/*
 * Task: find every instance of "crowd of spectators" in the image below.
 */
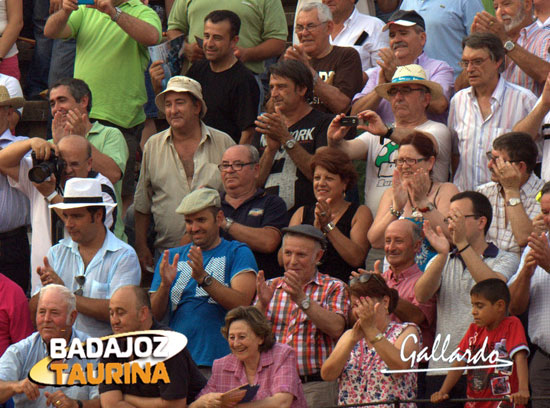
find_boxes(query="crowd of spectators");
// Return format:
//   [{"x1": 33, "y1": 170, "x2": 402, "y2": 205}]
[{"x1": 1, "y1": 0, "x2": 550, "y2": 407}]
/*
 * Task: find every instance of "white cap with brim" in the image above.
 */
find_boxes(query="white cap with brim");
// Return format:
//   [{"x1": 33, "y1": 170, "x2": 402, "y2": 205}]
[
  {"x1": 49, "y1": 178, "x2": 116, "y2": 210},
  {"x1": 155, "y1": 76, "x2": 208, "y2": 118}
]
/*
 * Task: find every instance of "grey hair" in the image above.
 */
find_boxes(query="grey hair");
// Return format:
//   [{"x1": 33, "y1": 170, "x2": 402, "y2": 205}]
[
  {"x1": 242, "y1": 144, "x2": 260, "y2": 163},
  {"x1": 39, "y1": 284, "x2": 77, "y2": 320},
  {"x1": 298, "y1": 2, "x2": 333, "y2": 23}
]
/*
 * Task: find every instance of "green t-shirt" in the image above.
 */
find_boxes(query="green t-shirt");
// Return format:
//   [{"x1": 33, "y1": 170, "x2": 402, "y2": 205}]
[
  {"x1": 67, "y1": 1, "x2": 162, "y2": 128},
  {"x1": 86, "y1": 121, "x2": 129, "y2": 241},
  {"x1": 167, "y1": 0, "x2": 288, "y2": 74}
]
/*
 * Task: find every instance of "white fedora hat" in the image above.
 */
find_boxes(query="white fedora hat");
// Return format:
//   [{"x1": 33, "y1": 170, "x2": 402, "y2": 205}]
[
  {"x1": 49, "y1": 178, "x2": 116, "y2": 210},
  {"x1": 375, "y1": 64, "x2": 444, "y2": 102}
]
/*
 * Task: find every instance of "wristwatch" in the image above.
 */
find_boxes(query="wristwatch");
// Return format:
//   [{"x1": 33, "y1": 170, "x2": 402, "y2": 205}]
[
  {"x1": 299, "y1": 297, "x2": 311, "y2": 311},
  {"x1": 323, "y1": 221, "x2": 336, "y2": 234},
  {"x1": 223, "y1": 217, "x2": 234, "y2": 233},
  {"x1": 199, "y1": 275, "x2": 213, "y2": 288},
  {"x1": 504, "y1": 40, "x2": 516, "y2": 52},
  {"x1": 112, "y1": 7, "x2": 122, "y2": 22},
  {"x1": 76, "y1": 401, "x2": 83, "y2": 408},
  {"x1": 506, "y1": 197, "x2": 522, "y2": 207},
  {"x1": 380, "y1": 124, "x2": 394, "y2": 145},
  {"x1": 284, "y1": 139, "x2": 297, "y2": 150}
]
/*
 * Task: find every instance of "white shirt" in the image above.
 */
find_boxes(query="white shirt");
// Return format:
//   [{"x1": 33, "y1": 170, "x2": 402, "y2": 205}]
[
  {"x1": 449, "y1": 77, "x2": 538, "y2": 191},
  {"x1": 509, "y1": 243, "x2": 550, "y2": 354},
  {"x1": 329, "y1": 8, "x2": 388, "y2": 72}
]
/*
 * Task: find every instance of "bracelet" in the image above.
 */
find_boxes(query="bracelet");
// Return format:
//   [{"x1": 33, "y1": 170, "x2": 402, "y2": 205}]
[
  {"x1": 457, "y1": 244, "x2": 471, "y2": 254},
  {"x1": 390, "y1": 206, "x2": 402, "y2": 218},
  {"x1": 46, "y1": 190, "x2": 58, "y2": 202},
  {"x1": 112, "y1": 7, "x2": 122, "y2": 22},
  {"x1": 369, "y1": 332, "x2": 385, "y2": 344},
  {"x1": 312, "y1": 74, "x2": 319, "y2": 87}
]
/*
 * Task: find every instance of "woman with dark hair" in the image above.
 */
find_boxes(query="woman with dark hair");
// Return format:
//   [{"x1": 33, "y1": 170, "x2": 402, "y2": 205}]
[
  {"x1": 191, "y1": 306, "x2": 306, "y2": 408},
  {"x1": 368, "y1": 131, "x2": 458, "y2": 270},
  {"x1": 321, "y1": 273, "x2": 420, "y2": 406},
  {"x1": 286, "y1": 146, "x2": 373, "y2": 282}
]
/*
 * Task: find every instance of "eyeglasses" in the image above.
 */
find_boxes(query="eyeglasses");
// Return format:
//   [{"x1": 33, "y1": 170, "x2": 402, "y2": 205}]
[
  {"x1": 295, "y1": 22, "x2": 327, "y2": 34},
  {"x1": 349, "y1": 273, "x2": 386, "y2": 287},
  {"x1": 395, "y1": 157, "x2": 427, "y2": 166},
  {"x1": 74, "y1": 275, "x2": 86, "y2": 296},
  {"x1": 387, "y1": 86, "x2": 427, "y2": 97},
  {"x1": 443, "y1": 215, "x2": 479, "y2": 224},
  {"x1": 485, "y1": 151, "x2": 522, "y2": 163},
  {"x1": 218, "y1": 162, "x2": 256, "y2": 172},
  {"x1": 458, "y1": 57, "x2": 490, "y2": 69}
]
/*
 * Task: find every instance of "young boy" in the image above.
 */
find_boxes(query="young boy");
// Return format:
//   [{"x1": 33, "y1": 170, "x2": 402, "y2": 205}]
[{"x1": 431, "y1": 278, "x2": 530, "y2": 407}]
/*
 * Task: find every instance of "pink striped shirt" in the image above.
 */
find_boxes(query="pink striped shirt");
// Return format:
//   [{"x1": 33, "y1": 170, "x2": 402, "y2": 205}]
[
  {"x1": 449, "y1": 77, "x2": 537, "y2": 191},
  {"x1": 502, "y1": 22, "x2": 550, "y2": 96},
  {"x1": 265, "y1": 272, "x2": 349, "y2": 376}
]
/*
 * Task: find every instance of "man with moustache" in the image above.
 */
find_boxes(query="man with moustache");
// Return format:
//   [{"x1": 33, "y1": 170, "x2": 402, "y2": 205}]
[{"x1": 351, "y1": 10, "x2": 453, "y2": 124}]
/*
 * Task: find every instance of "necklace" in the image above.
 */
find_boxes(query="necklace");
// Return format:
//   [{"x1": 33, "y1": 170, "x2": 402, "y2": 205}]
[{"x1": 409, "y1": 180, "x2": 434, "y2": 219}]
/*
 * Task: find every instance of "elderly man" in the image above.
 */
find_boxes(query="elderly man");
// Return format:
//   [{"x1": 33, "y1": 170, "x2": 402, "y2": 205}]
[
  {"x1": 219, "y1": 145, "x2": 288, "y2": 279},
  {"x1": 100, "y1": 285, "x2": 206, "y2": 407},
  {"x1": 416, "y1": 191, "x2": 519, "y2": 406},
  {"x1": 476, "y1": 132, "x2": 544, "y2": 256},
  {"x1": 256, "y1": 224, "x2": 349, "y2": 408},
  {"x1": 351, "y1": 10, "x2": 454, "y2": 124},
  {"x1": 321, "y1": 0, "x2": 387, "y2": 72},
  {"x1": 376, "y1": 219, "x2": 436, "y2": 348},
  {"x1": 0, "y1": 87, "x2": 30, "y2": 293},
  {"x1": 509, "y1": 182, "x2": 550, "y2": 408},
  {"x1": 30, "y1": 178, "x2": 140, "y2": 337},
  {"x1": 284, "y1": 2, "x2": 363, "y2": 114},
  {"x1": 450, "y1": 32, "x2": 537, "y2": 191},
  {"x1": 134, "y1": 76, "x2": 234, "y2": 274},
  {"x1": 398, "y1": 0, "x2": 483, "y2": 78},
  {"x1": 0, "y1": 135, "x2": 118, "y2": 293},
  {"x1": 253, "y1": 60, "x2": 333, "y2": 215},
  {"x1": 49, "y1": 77, "x2": 129, "y2": 237},
  {"x1": 151, "y1": 10, "x2": 259, "y2": 145},
  {"x1": 471, "y1": 0, "x2": 550, "y2": 96},
  {"x1": 150, "y1": 188, "x2": 257, "y2": 373},
  {"x1": 0, "y1": 284, "x2": 99, "y2": 408},
  {"x1": 329, "y1": 64, "x2": 451, "y2": 215}
]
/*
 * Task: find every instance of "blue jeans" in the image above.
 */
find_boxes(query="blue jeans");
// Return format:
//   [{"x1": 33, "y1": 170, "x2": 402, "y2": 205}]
[{"x1": 25, "y1": 0, "x2": 75, "y2": 97}]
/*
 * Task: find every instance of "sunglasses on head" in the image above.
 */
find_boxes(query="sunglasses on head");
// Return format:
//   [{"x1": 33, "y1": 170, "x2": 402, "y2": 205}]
[{"x1": 349, "y1": 273, "x2": 386, "y2": 287}]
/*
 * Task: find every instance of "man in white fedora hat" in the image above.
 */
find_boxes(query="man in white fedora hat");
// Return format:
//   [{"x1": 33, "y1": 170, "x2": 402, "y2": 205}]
[
  {"x1": 0, "y1": 134, "x2": 119, "y2": 294},
  {"x1": 133, "y1": 75, "x2": 234, "y2": 277},
  {"x1": 29, "y1": 177, "x2": 140, "y2": 338},
  {"x1": 328, "y1": 64, "x2": 452, "y2": 217}
]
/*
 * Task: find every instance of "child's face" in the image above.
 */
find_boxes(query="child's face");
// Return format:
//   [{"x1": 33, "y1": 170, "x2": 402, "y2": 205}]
[{"x1": 470, "y1": 294, "x2": 503, "y2": 330}]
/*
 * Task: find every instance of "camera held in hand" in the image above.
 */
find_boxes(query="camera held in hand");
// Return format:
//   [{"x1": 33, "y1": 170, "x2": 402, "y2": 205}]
[{"x1": 28, "y1": 151, "x2": 65, "y2": 184}]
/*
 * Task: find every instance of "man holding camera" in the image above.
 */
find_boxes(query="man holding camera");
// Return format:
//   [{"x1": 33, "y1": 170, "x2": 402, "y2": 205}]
[
  {"x1": 0, "y1": 87, "x2": 31, "y2": 293},
  {"x1": 0, "y1": 134, "x2": 117, "y2": 294}
]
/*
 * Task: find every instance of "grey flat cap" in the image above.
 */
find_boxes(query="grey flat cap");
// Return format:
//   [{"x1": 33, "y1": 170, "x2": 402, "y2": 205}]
[
  {"x1": 176, "y1": 188, "x2": 221, "y2": 215},
  {"x1": 282, "y1": 224, "x2": 327, "y2": 246}
]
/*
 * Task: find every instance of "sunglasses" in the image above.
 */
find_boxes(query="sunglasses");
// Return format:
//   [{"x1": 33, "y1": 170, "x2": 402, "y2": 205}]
[
  {"x1": 349, "y1": 273, "x2": 386, "y2": 287},
  {"x1": 74, "y1": 275, "x2": 86, "y2": 296}
]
